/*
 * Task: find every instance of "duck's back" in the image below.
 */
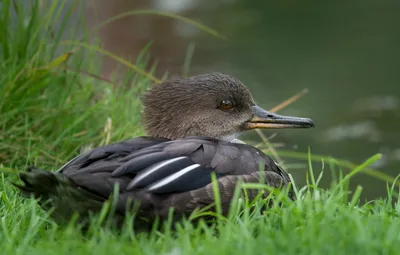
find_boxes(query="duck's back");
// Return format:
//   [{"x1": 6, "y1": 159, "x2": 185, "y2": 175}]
[{"x1": 17, "y1": 136, "x2": 293, "y2": 225}]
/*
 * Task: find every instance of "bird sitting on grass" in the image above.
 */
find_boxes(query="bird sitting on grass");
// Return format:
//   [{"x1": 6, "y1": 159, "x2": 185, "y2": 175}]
[{"x1": 14, "y1": 72, "x2": 314, "y2": 230}]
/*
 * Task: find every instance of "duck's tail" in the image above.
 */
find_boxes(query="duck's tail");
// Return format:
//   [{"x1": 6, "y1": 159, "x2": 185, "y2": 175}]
[
  {"x1": 13, "y1": 167, "x2": 107, "y2": 225},
  {"x1": 14, "y1": 167, "x2": 69, "y2": 198}
]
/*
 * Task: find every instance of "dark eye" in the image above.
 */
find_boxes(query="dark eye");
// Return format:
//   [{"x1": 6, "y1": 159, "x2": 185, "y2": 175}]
[{"x1": 219, "y1": 100, "x2": 234, "y2": 111}]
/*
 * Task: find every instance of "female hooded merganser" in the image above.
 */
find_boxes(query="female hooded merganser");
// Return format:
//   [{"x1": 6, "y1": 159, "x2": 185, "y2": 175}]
[{"x1": 15, "y1": 72, "x2": 314, "y2": 228}]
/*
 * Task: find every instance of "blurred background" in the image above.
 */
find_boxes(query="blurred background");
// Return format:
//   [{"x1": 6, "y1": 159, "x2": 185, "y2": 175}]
[{"x1": 73, "y1": 0, "x2": 400, "y2": 198}]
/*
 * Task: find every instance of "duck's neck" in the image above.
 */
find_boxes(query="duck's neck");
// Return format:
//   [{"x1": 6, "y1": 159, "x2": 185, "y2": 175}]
[
  {"x1": 146, "y1": 129, "x2": 245, "y2": 144},
  {"x1": 222, "y1": 133, "x2": 246, "y2": 144}
]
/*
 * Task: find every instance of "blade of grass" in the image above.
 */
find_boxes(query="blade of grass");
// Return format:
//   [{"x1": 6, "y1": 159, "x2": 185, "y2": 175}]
[
  {"x1": 183, "y1": 42, "x2": 196, "y2": 77},
  {"x1": 308, "y1": 147, "x2": 316, "y2": 188},
  {"x1": 88, "y1": 9, "x2": 227, "y2": 40},
  {"x1": 61, "y1": 40, "x2": 161, "y2": 84},
  {"x1": 349, "y1": 185, "x2": 363, "y2": 207},
  {"x1": 340, "y1": 153, "x2": 382, "y2": 184},
  {"x1": 269, "y1": 89, "x2": 309, "y2": 113},
  {"x1": 275, "y1": 150, "x2": 397, "y2": 186},
  {"x1": 211, "y1": 172, "x2": 222, "y2": 217}
]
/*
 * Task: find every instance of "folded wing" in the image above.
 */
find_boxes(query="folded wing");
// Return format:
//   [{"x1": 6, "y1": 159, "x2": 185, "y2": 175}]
[{"x1": 58, "y1": 136, "x2": 292, "y2": 217}]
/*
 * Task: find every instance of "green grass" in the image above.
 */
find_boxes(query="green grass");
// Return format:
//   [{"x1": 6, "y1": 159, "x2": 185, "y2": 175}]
[{"x1": 1, "y1": 1, "x2": 400, "y2": 254}]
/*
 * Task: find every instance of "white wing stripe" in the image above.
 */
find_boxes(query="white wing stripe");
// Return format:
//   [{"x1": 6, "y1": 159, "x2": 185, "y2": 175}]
[
  {"x1": 133, "y1": 156, "x2": 188, "y2": 183},
  {"x1": 57, "y1": 153, "x2": 86, "y2": 172},
  {"x1": 147, "y1": 164, "x2": 201, "y2": 191}
]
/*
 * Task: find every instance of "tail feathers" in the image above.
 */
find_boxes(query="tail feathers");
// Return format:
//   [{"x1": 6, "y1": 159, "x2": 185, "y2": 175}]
[
  {"x1": 13, "y1": 166, "x2": 70, "y2": 199},
  {"x1": 13, "y1": 166, "x2": 109, "y2": 225},
  {"x1": 14, "y1": 167, "x2": 154, "y2": 231}
]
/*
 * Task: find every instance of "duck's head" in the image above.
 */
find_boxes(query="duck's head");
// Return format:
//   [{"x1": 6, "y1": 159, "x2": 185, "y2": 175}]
[{"x1": 142, "y1": 72, "x2": 314, "y2": 141}]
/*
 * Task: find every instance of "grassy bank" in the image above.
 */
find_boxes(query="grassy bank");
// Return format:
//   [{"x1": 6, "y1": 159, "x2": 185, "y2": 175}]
[{"x1": 1, "y1": 1, "x2": 400, "y2": 254}]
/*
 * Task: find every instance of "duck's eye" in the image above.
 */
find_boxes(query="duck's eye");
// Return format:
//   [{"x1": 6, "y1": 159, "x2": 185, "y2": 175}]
[{"x1": 219, "y1": 100, "x2": 234, "y2": 111}]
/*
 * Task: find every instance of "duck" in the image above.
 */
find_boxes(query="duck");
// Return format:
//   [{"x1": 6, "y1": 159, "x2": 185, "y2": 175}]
[{"x1": 14, "y1": 72, "x2": 314, "y2": 229}]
